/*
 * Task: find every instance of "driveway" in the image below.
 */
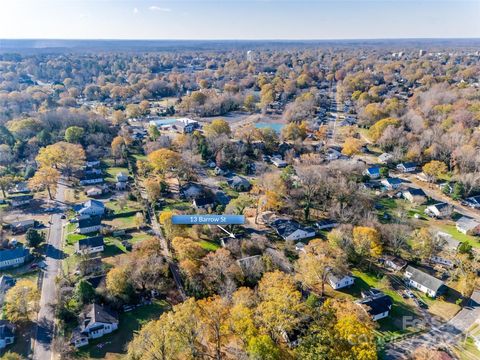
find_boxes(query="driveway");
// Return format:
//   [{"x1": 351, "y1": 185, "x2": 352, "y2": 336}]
[
  {"x1": 32, "y1": 182, "x2": 67, "y2": 360},
  {"x1": 384, "y1": 290, "x2": 480, "y2": 359}
]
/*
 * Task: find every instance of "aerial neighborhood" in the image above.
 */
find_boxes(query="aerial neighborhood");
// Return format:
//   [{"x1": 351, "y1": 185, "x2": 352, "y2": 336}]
[{"x1": 0, "y1": 37, "x2": 479, "y2": 360}]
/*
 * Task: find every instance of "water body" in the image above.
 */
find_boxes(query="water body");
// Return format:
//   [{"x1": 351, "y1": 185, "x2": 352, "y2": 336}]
[{"x1": 255, "y1": 122, "x2": 284, "y2": 133}]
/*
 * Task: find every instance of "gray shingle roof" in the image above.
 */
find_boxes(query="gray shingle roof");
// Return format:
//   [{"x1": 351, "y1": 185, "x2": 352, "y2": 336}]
[{"x1": 405, "y1": 266, "x2": 444, "y2": 293}]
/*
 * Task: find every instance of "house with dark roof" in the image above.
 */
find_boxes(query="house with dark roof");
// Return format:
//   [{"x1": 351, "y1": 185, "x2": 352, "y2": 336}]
[
  {"x1": 363, "y1": 167, "x2": 381, "y2": 179},
  {"x1": 396, "y1": 162, "x2": 417, "y2": 173},
  {"x1": 425, "y1": 202, "x2": 452, "y2": 218},
  {"x1": 0, "y1": 321, "x2": 15, "y2": 350},
  {"x1": 71, "y1": 304, "x2": 118, "y2": 348},
  {"x1": 79, "y1": 173, "x2": 104, "y2": 186},
  {"x1": 381, "y1": 177, "x2": 402, "y2": 190},
  {"x1": 404, "y1": 266, "x2": 445, "y2": 298},
  {"x1": 382, "y1": 255, "x2": 407, "y2": 271},
  {"x1": 192, "y1": 195, "x2": 216, "y2": 210},
  {"x1": 270, "y1": 219, "x2": 316, "y2": 241},
  {"x1": 8, "y1": 194, "x2": 33, "y2": 207},
  {"x1": 227, "y1": 176, "x2": 251, "y2": 192},
  {"x1": 0, "y1": 276, "x2": 15, "y2": 306},
  {"x1": 75, "y1": 236, "x2": 104, "y2": 255},
  {"x1": 403, "y1": 187, "x2": 427, "y2": 204},
  {"x1": 357, "y1": 293, "x2": 393, "y2": 321},
  {"x1": 9, "y1": 219, "x2": 36, "y2": 234},
  {"x1": 0, "y1": 247, "x2": 30, "y2": 270},
  {"x1": 327, "y1": 271, "x2": 355, "y2": 290},
  {"x1": 315, "y1": 219, "x2": 338, "y2": 230},
  {"x1": 77, "y1": 216, "x2": 102, "y2": 234}
]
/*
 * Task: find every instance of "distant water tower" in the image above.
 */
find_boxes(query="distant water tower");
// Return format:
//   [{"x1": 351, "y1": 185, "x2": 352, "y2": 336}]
[{"x1": 247, "y1": 50, "x2": 254, "y2": 62}]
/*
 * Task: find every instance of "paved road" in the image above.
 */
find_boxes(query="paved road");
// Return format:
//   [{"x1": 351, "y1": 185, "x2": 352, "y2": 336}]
[
  {"x1": 384, "y1": 290, "x2": 480, "y2": 359},
  {"x1": 33, "y1": 182, "x2": 67, "y2": 360}
]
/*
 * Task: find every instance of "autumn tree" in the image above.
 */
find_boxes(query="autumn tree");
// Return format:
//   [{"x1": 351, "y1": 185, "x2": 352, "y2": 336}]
[
  {"x1": 342, "y1": 137, "x2": 364, "y2": 156},
  {"x1": 200, "y1": 248, "x2": 243, "y2": 296},
  {"x1": 36, "y1": 142, "x2": 85, "y2": 176},
  {"x1": 281, "y1": 121, "x2": 308, "y2": 141},
  {"x1": 29, "y1": 166, "x2": 60, "y2": 199},
  {"x1": 5, "y1": 279, "x2": 40, "y2": 323},
  {"x1": 111, "y1": 136, "x2": 126, "y2": 164},
  {"x1": 352, "y1": 226, "x2": 383, "y2": 268},
  {"x1": 106, "y1": 266, "x2": 132, "y2": 299},
  {"x1": 368, "y1": 117, "x2": 400, "y2": 141},
  {"x1": 422, "y1": 160, "x2": 448, "y2": 183},
  {"x1": 147, "y1": 148, "x2": 182, "y2": 177},
  {"x1": 203, "y1": 119, "x2": 231, "y2": 138},
  {"x1": 256, "y1": 271, "x2": 304, "y2": 340},
  {"x1": 295, "y1": 239, "x2": 347, "y2": 297}
]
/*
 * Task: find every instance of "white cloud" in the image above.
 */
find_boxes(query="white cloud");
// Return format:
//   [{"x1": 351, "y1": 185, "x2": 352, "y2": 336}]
[
  {"x1": 133, "y1": 7, "x2": 139, "y2": 14},
  {"x1": 149, "y1": 6, "x2": 172, "y2": 12}
]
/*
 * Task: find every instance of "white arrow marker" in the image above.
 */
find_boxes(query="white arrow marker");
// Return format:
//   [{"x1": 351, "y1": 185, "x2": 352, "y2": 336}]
[{"x1": 217, "y1": 225, "x2": 235, "y2": 238}]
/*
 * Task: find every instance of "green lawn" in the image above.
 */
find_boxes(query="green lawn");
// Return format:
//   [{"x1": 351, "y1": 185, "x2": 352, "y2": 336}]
[
  {"x1": 129, "y1": 232, "x2": 154, "y2": 245},
  {"x1": 103, "y1": 237, "x2": 128, "y2": 257},
  {"x1": 198, "y1": 240, "x2": 221, "y2": 251},
  {"x1": 76, "y1": 300, "x2": 169, "y2": 359},
  {"x1": 162, "y1": 199, "x2": 192, "y2": 212},
  {"x1": 105, "y1": 167, "x2": 129, "y2": 183},
  {"x1": 438, "y1": 224, "x2": 480, "y2": 249},
  {"x1": 105, "y1": 199, "x2": 142, "y2": 215}
]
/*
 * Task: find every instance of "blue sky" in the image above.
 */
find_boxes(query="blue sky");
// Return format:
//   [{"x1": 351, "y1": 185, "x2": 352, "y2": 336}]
[{"x1": 0, "y1": 0, "x2": 479, "y2": 40}]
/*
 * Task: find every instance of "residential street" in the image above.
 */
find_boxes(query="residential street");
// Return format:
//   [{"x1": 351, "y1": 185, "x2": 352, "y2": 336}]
[
  {"x1": 32, "y1": 182, "x2": 67, "y2": 360},
  {"x1": 384, "y1": 290, "x2": 480, "y2": 359}
]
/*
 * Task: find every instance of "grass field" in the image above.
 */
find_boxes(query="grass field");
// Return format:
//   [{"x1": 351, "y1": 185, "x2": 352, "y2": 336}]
[
  {"x1": 438, "y1": 224, "x2": 480, "y2": 249},
  {"x1": 105, "y1": 200, "x2": 142, "y2": 215},
  {"x1": 76, "y1": 300, "x2": 169, "y2": 359},
  {"x1": 105, "y1": 167, "x2": 129, "y2": 183},
  {"x1": 198, "y1": 240, "x2": 220, "y2": 251}
]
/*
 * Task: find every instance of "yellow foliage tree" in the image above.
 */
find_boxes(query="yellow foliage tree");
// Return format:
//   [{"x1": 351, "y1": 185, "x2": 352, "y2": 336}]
[
  {"x1": 4, "y1": 279, "x2": 39, "y2": 323},
  {"x1": 342, "y1": 137, "x2": 364, "y2": 156},
  {"x1": 29, "y1": 166, "x2": 60, "y2": 199},
  {"x1": 422, "y1": 160, "x2": 448, "y2": 183},
  {"x1": 368, "y1": 117, "x2": 400, "y2": 141}
]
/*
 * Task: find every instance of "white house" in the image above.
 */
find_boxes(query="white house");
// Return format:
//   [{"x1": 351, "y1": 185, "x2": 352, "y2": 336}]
[
  {"x1": 0, "y1": 247, "x2": 30, "y2": 270},
  {"x1": 72, "y1": 304, "x2": 118, "y2": 348},
  {"x1": 0, "y1": 321, "x2": 15, "y2": 350},
  {"x1": 357, "y1": 293, "x2": 393, "y2": 321},
  {"x1": 425, "y1": 202, "x2": 452, "y2": 218},
  {"x1": 381, "y1": 177, "x2": 402, "y2": 190},
  {"x1": 75, "y1": 236, "x2": 105, "y2": 255},
  {"x1": 270, "y1": 219, "x2": 316, "y2": 241},
  {"x1": 363, "y1": 167, "x2": 381, "y2": 179},
  {"x1": 396, "y1": 162, "x2": 417, "y2": 173},
  {"x1": 404, "y1": 266, "x2": 445, "y2": 298},
  {"x1": 456, "y1": 216, "x2": 480, "y2": 235},
  {"x1": 378, "y1": 153, "x2": 394, "y2": 164},
  {"x1": 77, "y1": 217, "x2": 102, "y2": 234},
  {"x1": 382, "y1": 255, "x2": 407, "y2": 271},
  {"x1": 78, "y1": 200, "x2": 105, "y2": 217},
  {"x1": 271, "y1": 157, "x2": 287, "y2": 168},
  {"x1": 9, "y1": 194, "x2": 33, "y2": 207},
  {"x1": 429, "y1": 255, "x2": 455, "y2": 268},
  {"x1": 327, "y1": 272, "x2": 355, "y2": 290},
  {"x1": 85, "y1": 187, "x2": 103, "y2": 197}
]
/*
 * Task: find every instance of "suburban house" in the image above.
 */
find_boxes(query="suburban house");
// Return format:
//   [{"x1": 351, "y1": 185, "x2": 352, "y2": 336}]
[
  {"x1": 8, "y1": 194, "x2": 33, "y2": 207},
  {"x1": 430, "y1": 255, "x2": 455, "y2": 268},
  {"x1": 85, "y1": 186, "x2": 105, "y2": 197},
  {"x1": 227, "y1": 176, "x2": 251, "y2": 192},
  {"x1": 85, "y1": 159, "x2": 101, "y2": 168},
  {"x1": 78, "y1": 200, "x2": 105, "y2": 217},
  {"x1": 75, "y1": 236, "x2": 105, "y2": 255},
  {"x1": 0, "y1": 276, "x2": 15, "y2": 306},
  {"x1": 396, "y1": 162, "x2": 417, "y2": 173},
  {"x1": 270, "y1": 218, "x2": 316, "y2": 241},
  {"x1": 327, "y1": 272, "x2": 355, "y2": 290},
  {"x1": 271, "y1": 156, "x2": 288, "y2": 168},
  {"x1": 378, "y1": 152, "x2": 394, "y2": 164},
  {"x1": 382, "y1": 255, "x2": 407, "y2": 271},
  {"x1": 425, "y1": 202, "x2": 452, "y2": 218},
  {"x1": 0, "y1": 246, "x2": 30, "y2": 270},
  {"x1": 149, "y1": 118, "x2": 199, "y2": 134},
  {"x1": 315, "y1": 219, "x2": 338, "y2": 230},
  {"x1": 357, "y1": 293, "x2": 393, "y2": 321},
  {"x1": 436, "y1": 232, "x2": 461, "y2": 252},
  {"x1": 10, "y1": 219, "x2": 36, "y2": 234},
  {"x1": 192, "y1": 195, "x2": 216, "y2": 211},
  {"x1": 116, "y1": 172, "x2": 128, "y2": 183},
  {"x1": 463, "y1": 195, "x2": 480, "y2": 209},
  {"x1": 363, "y1": 167, "x2": 381, "y2": 179},
  {"x1": 79, "y1": 173, "x2": 104, "y2": 186},
  {"x1": 402, "y1": 187, "x2": 427, "y2": 204},
  {"x1": 404, "y1": 266, "x2": 445, "y2": 298},
  {"x1": 381, "y1": 177, "x2": 403, "y2": 190},
  {"x1": 71, "y1": 304, "x2": 119, "y2": 348},
  {"x1": 181, "y1": 183, "x2": 206, "y2": 200},
  {"x1": 455, "y1": 216, "x2": 480, "y2": 235},
  {"x1": 0, "y1": 321, "x2": 15, "y2": 350},
  {"x1": 77, "y1": 216, "x2": 102, "y2": 234}
]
